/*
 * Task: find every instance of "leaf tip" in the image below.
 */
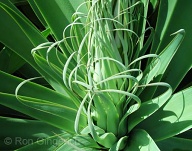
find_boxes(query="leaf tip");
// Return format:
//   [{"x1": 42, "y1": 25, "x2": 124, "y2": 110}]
[{"x1": 170, "y1": 29, "x2": 185, "y2": 36}]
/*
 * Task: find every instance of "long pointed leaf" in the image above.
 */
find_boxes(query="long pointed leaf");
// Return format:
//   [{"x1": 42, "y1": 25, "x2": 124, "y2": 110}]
[
  {"x1": 157, "y1": 137, "x2": 192, "y2": 151},
  {"x1": 151, "y1": 0, "x2": 192, "y2": 91},
  {"x1": 138, "y1": 86, "x2": 192, "y2": 141},
  {"x1": 125, "y1": 129, "x2": 160, "y2": 151},
  {"x1": 0, "y1": 116, "x2": 65, "y2": 150}
]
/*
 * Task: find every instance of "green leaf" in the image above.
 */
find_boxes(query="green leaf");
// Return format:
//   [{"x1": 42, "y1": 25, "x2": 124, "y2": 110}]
[
  {"x1": 33, "y1": 0, "x2": 86, "y2": 56},
  {"x1": 151, "y1": 0, "x2": 192, "y2": 91},
  {"x1": 138, "y1": 86, "x2": 192, "y2": 141},
  {"x1": 109, "y1": 136, "x2": 128, "y2": 151},
  {"x1": 157, "y1": 137, "x2": 192, "y2": 151},
  {"x1": 0, "y1": 0, "x2": 65, "y2": 68},
  {"x1": 55, "y1": 135, "x2": 100, "y2": 151},
  {"x1": 125, "y1": 129, "x2": 160, "y2": 151},
  {"x1": 16, "y1": 133, "x2": 68, "y2": 151},
  {"x1": 128, "y1": 82, "x2": 172, "y2": 132},
  {"x1": 0, "y1": 70, "x2": 76, "y2": 108},
  {"x1": 0, "y1": 0, "x2": 45, "y2": 71},
  {"x1": 0, "y1": 1, "x2": 70, "y2": 92},
  {"x1": 0, "y1": 0, "x2": 46, "y2": 65},
  {"x1": 32, "y1": 53, "x2": 80, "y2": 103},
  {"x1": 0, "y1": 116, "x2": 65, "y2": 150},
  {"x1": 156, "y1": 29, "x2": 185, "y2": 76},
  {"x1": 33, "y1": 0, "x2": 76, "y2": 40},
  {"x1": 0, "y1": 92, "x2": 78, "y2": 133},
  {"x1": 0, "y1": 71, "x2": 87, "y2": 133},
  {"x1": 139, "y1": 29, "x2": 185, "y2": 100},
  {"x1": 32, "y1": 0, "x2": 73, "y2": 57}
]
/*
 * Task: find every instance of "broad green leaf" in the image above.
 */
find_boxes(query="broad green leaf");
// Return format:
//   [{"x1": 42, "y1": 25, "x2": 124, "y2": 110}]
[
  {"x1": 157, "y1": 137, "x2": 192, "y2": 151},
  {"x1": 33, "y1": 0, "x2": 74, "y2": 57},
  {"x1": 87, "y1": 97, "x2": 117, "y2": 148},
  {"x1": 0, "y1": 1, "x2": 191, "y2": 151},
  {"x1": 0, "y1": 116, "x2": 65, "y2": 150},
  {"x1": 16, "y1": 133, "x2": 91, "y2": 151},
  {"x1": 125, "y1": 129, "x2": 160, "y2": 151},
  {"x1": 55, "y1": 135, "x2": 100, "y2": 151},
  {"x1": 151, "y1": 0, "x2": 178, "y2": 53},
  {"x1": 0, "y1": 71, "x2": 87, "y2": 132},
  {"x1": 0, "y1": 1, "x2": 63, "y2": 66},
  {"x1": 139, "y1": 29, "x2": 185, "y2": 100},
  {"x1": 33, "y1": 0, "x2": 76, "y2": 40},
  {"x1": 0, "y1": 0, "x2": 45, "y2": 68},
  {"x1": 128, "y1": 83, "x2": 172, "y2": 132},
  {"x1": 16, "y1": 134, "x2": 67, "y2": 151},
  {"x1": 0, "y1": 0, "x2": 46, "y2": 56},
  {"x1": 32, "y1": 53, "x2": 80, "y2": 105},
  {"x1": 151, "y1": 0, "x2": 192, "y2": 91},
  {"x1": 0, "y1": 1, "x2": 69, "y2": 93},
  {"x1": 0, "y1": 70, "x2": 76, "y2": 108},
  {"x1": 109, "y1": 136, "x2": 128, "y2": 151},
  {"x1": 0, "y1": 93, "x2": 81, "y2": 133},
  {"x1": 96, "y1": 93, "x2": 119, "y2": 135},
  {"x1": 156, "y1": 29, "x2": 185, "y2": 76},
  {"x1": 14, "y1": 127, "x2": 99, "y2": 151},
  {"x1": 138, "y1": 86, "x2": 192, "y2": 141}
]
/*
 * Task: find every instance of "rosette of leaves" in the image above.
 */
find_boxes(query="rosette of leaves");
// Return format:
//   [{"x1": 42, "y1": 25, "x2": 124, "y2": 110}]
[{"x1": 0, "y1": 0, "x2": 192, "y2": 151}]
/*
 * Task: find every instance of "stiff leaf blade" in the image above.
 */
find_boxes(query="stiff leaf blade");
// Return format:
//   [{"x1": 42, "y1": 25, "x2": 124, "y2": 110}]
[
  {"x1": 138, "y1": 86, "x2": 192, "y2": 141},
  {"x1": 125, "y1": 129, "x2": 160, "y2": 151}
]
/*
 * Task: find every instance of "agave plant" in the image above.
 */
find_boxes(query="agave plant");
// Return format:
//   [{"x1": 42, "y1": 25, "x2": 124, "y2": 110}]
[{"x1": 0, "y1": 0, "x2": 192, "y2": 150}]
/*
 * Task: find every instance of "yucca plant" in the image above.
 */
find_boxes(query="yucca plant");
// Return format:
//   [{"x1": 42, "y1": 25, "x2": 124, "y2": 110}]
[{"x1": 0, "y1": 0, "x2": 192, "y2": 150}]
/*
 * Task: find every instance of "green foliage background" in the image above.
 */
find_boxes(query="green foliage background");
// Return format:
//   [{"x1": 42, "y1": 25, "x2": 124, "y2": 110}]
[{"x1": 0, "y1": 0, "x2": 192, "y2": 150}]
